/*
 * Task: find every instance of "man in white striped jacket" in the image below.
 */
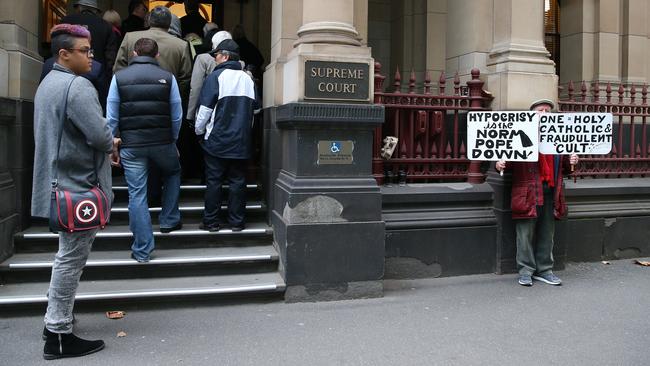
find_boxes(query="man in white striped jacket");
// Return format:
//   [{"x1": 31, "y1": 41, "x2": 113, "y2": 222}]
[{"x1": 194, "y1": 39, "x2": 259, "y2": 232}]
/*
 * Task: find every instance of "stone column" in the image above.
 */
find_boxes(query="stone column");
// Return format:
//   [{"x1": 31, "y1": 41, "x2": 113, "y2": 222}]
[
  {"x1": 621, "y1": 0, "x2": 647, "y2": 85},
  {"x1": 0, "y1": 0, "x2": 42, "y2": 261},
  {"x1": 485, "y1": 0, "x2": 557, "y2": 273},
  {"x1": 266, "y1": 0, "x2": 385, "y2": 302},
  {"x1": 486, "y1": 0, "x2": 557, "y2": 110},
  {"x1": 445, "y1": 0, "x2": 492, "y2": 81},
  {"x1": 384, "y1": 0, "x2": 446, "y2": 88},
  {"x1": 559, "y1": 0, "x2": 623, "y2": 86}
]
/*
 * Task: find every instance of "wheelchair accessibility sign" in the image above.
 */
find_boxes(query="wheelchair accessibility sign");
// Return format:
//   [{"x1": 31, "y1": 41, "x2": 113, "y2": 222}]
[{"x1": 317, "y1": 140, "x2": 354, "y2": 165}]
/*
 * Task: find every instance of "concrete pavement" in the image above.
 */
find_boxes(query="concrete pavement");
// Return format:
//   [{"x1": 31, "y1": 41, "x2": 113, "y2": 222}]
[{"x1": 1, "y1": 258, "x2": 649, "y2": 366}]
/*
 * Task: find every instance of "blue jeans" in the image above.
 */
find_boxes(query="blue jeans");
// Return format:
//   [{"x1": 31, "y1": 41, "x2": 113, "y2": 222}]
[
  {"x1": 203, "y1": 154, "x2": 246, "y2": 227},
  {"x1": 120, "y1": 144, "x2": 181, "y2": 260}
]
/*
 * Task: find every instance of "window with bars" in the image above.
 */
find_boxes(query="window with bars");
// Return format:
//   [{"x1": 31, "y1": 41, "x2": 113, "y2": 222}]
[{"x1": 544, "y1": 0, "x2": 560, "y2": 76}]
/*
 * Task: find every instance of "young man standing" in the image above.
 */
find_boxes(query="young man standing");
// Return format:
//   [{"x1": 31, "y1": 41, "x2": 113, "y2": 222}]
[
  {"x1": 195, "y1": 39, "x2": 258, "y2": 232},
  {"x1": 33, "y1": 24, "x2": 114, "y2": 359},
  {"x1": 107, "y1": 38, "x2": 183, "y2": 262}
]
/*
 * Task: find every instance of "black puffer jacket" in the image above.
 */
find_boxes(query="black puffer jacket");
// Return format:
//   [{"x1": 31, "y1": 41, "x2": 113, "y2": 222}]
[{"x1": 114, "y1": 56, "x2": 174, "y2": 148}]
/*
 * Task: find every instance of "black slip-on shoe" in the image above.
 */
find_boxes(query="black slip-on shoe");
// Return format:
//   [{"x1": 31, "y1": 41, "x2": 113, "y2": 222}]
[
  {"x1": 230, "y1": 225, "x2": 246, "y2": 232},
  {"x1": 160, "y1": 222, "x2": 183, "y2": 233},
  {"x1": 43, "y1": 329, "x2": 105, "y2": 360},
  {"x1": 199, "y1": 222, "x2": 220, "y2": 232}
]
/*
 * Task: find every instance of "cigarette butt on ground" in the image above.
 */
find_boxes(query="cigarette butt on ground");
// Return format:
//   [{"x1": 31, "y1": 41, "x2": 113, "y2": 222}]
[{"x1": 106, "y1": 311, "x2": 126, "y2": 319}]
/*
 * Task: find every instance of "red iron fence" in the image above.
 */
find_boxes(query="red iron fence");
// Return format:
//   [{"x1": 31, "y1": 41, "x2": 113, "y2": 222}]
[
  {"x1": 559, "y1": 81, "x2": 650, "y2": 178},
  {"x1": 372, "y1": 63, "x2": 493, "y2": 184}
]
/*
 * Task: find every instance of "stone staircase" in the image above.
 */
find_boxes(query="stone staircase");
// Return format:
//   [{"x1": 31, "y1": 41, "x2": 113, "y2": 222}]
[{"x1": 0, "y1": 180, "x2": 285, "y2": 308}]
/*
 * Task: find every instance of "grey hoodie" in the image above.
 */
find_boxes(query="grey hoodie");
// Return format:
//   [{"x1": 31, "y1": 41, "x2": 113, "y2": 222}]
[
  {"x1": 169, "y1": 14, "x2": 182, "y2": 38},
  {"x1": 31, "y1": 63, "x2": 114, "y2": 218}
]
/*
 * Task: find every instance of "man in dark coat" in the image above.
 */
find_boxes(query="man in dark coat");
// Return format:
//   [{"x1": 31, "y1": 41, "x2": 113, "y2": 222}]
[
  {"x1": 496, "y1": 99, "x2": 579, "y2": 287},
  {"x1": 180, "y1": 0, "x2": 207, "y2": 38},
  {"x1": 194, "y1": 39, "x2": 259, "y2": 232},
  {"x1": 61, "y1": 0, "x2": 118, "y2": 112},
  {"x1": 121, "y1": 0, "x2": 148, "y2": 34}
]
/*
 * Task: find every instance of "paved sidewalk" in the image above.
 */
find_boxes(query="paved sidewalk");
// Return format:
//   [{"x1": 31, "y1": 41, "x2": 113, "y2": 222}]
[{"x1": 2, "y1": 258, "x2": 649, "y2": 366}]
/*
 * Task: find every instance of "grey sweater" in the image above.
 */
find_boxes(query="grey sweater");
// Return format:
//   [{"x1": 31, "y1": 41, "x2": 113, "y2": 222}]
[{"x1": 31, "y1": 64, "x2": 114, "y2": 218}]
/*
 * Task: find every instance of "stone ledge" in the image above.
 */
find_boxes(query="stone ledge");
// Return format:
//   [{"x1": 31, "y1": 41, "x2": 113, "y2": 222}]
[{"x1": 276, "y1": 102, "x2": 384, "y2": 128}]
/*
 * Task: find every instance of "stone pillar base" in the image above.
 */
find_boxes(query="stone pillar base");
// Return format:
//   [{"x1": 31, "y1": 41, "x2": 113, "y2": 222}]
[
  {"x1": 270, "y1": 102, "x2": 385, "y2": 302},
  {"x1": 487, "y1": 71, "x2": 558, "y2": 110},
  {"x1": 285, "y1": 280, "x2": 383, "y2": 303}
]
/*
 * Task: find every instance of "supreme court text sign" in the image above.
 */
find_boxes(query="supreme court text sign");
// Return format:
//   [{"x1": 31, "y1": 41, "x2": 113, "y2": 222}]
[
  {"x1": 539, "y1": 113, "x2": 613, "y2": 155},
  {"x1": 305, "y1": 61, "x2": 370, "y2": 102},
  {"x1": 467, "y1": 111, "x2": 539, "y2": 162}
]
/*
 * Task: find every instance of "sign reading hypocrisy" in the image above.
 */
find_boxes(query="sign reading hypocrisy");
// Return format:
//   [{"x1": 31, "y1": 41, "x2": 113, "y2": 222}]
[
  {"x1": 467, "y1": 111, "x2": 540, "y2": 162},
  {"x1": 538, "y1": 113, "x2": 612, "y2": 155}
]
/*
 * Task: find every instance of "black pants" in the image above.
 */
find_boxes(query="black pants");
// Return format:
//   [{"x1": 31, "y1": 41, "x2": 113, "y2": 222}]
[
  {"x1": 178, "y1": 121, "x2": 205, "y2": 181},
  {"x1": 203, "y1": 154, "x2": 246, "y2": 227}
]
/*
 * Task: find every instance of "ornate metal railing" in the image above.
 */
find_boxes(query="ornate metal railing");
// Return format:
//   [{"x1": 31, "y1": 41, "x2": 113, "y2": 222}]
[
  {"x1": 559, "y1": 81, "x2": 650, "y2": 178},
  {"x1": 372, "y1": 63, "x2": 493, "y2": 184}
]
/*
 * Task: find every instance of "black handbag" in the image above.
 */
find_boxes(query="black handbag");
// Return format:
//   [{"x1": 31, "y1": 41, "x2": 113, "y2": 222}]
[{"x1": 49, "y1": 77, "x2": 111, "y2": 233}]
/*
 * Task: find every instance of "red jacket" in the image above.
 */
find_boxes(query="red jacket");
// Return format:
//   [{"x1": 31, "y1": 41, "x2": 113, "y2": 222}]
[{"x1": 507, "y1": 156, "x2": 570, "y2": 220}]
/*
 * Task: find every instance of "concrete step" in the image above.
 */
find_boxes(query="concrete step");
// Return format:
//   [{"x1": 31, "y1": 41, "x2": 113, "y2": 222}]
[
  {"x1": 14, "y1": 222, "x2": 273, "y2": 253},
  {"x1": 108, "y1": 200, "x2": 266, "y2": 224},
  {"x1": 0, "y1": 246, "x2": 279, "y2": 283},
  {"x1": 112, "y1": 183, "x2": 263, "y2": 202},
  {"x1": 0, "y1": 272, "x2": 286, "y2": 307}
]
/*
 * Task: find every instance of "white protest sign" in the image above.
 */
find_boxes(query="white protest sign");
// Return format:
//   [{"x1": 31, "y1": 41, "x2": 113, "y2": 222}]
[
  {"x1": 467, "y1": 111, "x2": 539, "y2": 162},
  {"x1": 538, "y1": 113, "x2": 612, "y2": 155}
]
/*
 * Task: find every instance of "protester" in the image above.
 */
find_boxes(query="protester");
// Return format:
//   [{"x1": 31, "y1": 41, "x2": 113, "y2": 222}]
[
  {"x1": 61, "y1": 0, "x2": 118, "y2": 111},
  {"x1": 195, "y1": 39, "x2": 258, "y2": 232},
  {"x1": 108, "y1": 38, "x2": 183, "y2": 262},
  {"x1": 33, "y1": 24, "x2": 114, "y2": 359},
  {"x1": 180, "y1": 0, "x2": 207, "y2": 38},
  {"x1": 121, "y1": 0, "x2": 148, "y2": 34},
  {"x1": 496, "y1": 99, "x2": 579, "y2": 287}
]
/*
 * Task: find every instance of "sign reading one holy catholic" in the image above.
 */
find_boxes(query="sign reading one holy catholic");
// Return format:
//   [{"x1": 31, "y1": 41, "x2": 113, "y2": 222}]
[
  {"x1": 538, "y1": 113, "x2": 612, "y2": 155},
  {"x1": 304, "y1": 60, "x2": 370, "y2": 102}
]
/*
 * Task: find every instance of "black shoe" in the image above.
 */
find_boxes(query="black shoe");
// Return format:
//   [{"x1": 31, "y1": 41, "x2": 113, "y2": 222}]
[
  {"x1": 43, "y1": 328, "x2": 105, "y2": 360},
  {"x1": 199, "y1": 222, "x2": 220, "y2": 232},
  {"x1": 131, "y1": 252, "x2": 150, "y2": 263},
  {"x1": 160, "y1": 222, "x2": 183, "y2": 233},
  {"x1": 231, "y1": 225, "x2": 245, "y2": 232}
]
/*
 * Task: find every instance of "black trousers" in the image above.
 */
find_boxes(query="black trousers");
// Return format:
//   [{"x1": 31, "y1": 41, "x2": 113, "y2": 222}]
[{"x1": 203, "y1": 154, "x2": 246, "y2": 227}]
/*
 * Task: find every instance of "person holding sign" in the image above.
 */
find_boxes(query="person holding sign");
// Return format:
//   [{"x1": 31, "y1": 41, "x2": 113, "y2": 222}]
[{"x1": 495, "y1": 99, "x2": 579, "y2": 287}]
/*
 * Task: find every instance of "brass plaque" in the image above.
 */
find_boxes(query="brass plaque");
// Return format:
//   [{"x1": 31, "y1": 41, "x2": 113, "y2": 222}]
[
  {"x1": 317, "y1": 141, "x2": 354, "y2": 165},
  {"x1": 305, "y1": 61, "x2": 370, "y2": 102}
]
